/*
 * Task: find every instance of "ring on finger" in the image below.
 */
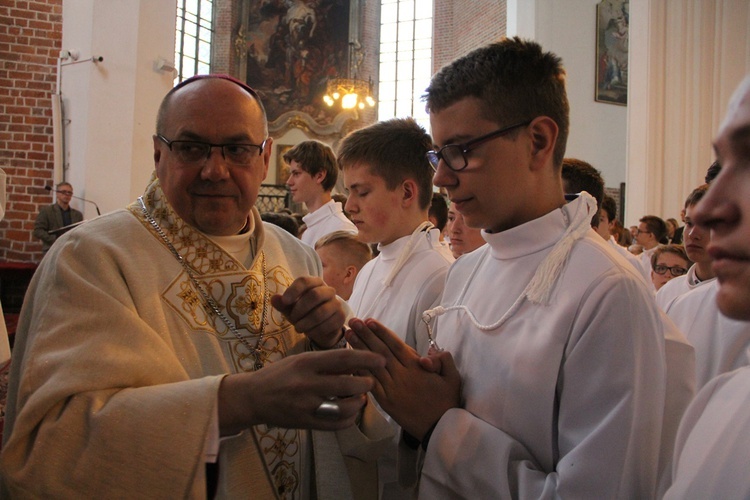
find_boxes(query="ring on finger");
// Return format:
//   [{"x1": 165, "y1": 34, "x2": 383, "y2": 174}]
[{"x1": 315, "y1": 398, "x2": 341, "y2": 419}]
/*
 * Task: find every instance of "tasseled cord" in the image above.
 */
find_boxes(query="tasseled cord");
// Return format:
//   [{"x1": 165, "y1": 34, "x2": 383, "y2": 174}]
[{"x1": 422, "y1": 192, "x2": 598, "y2": 332}]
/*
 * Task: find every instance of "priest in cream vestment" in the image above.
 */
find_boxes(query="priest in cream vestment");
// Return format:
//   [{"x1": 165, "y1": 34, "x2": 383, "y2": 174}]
[{"x1": 0, "y1": 75, "x2": 391, "y2": 498}]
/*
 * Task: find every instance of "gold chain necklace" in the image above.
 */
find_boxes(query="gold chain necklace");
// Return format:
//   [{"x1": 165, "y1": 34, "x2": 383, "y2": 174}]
[{"x1": 138, "y1": 197, "x2": 268, "y2": 370}]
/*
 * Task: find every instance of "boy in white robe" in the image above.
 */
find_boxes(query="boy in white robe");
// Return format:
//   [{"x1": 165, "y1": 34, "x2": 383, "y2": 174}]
[
  {"x1": 284, "y1": 140, "x2": 357, "y2": 246},
  {"x1": 665, "y1": 281, "x2": 750, "y2": 390},
  {"x1": 656, "y1": 183, "x2": 716, "y2": 309},
  {"x1": 0, "y1": 75, "x2": 390, "y2": 498},
  {"x1": 598, "y1": 194, "x2": 653, "y2": 284},
  {"x1": 347, "y1": 38, "x2": 685, "y2": 499},
  {"x1": 339, "y1": 117, "x2": 454, "y2": 499},
  {"x1": 664, "y1": 74, "x2": 750, "y2": 499},
  {"x1": 340, "y1": 118, "x2": 454, "y2": 356}
]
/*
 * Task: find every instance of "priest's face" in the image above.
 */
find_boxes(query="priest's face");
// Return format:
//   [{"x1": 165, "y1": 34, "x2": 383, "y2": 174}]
[
  {"x1": 430, "y1": 97, "x2": 539, "y2": 233},
  {"x1": 694, "y1": 76, "x2": 750, "y2": 320},
  {"x1": 154, "y1": 79, "x2": 271, "y2": 236}
]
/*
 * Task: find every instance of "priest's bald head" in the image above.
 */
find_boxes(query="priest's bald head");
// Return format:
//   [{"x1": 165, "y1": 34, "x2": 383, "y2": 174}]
[{"x1": 152, "y1": 75, "x2": 273, "y2": 236}]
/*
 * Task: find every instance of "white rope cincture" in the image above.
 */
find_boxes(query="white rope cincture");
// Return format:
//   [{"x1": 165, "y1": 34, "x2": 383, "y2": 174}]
[
  {"x1": 357, "y1": 220, "x2": 434, "y2": 320},
  {"x1": 421, "y1": 193, "x2": 598, "y2": 335}
]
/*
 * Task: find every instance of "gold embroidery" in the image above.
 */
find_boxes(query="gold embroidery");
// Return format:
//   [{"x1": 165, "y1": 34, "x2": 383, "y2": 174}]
[{"x1": 130, "y1": 176, "x2": 305, "y2": 497}]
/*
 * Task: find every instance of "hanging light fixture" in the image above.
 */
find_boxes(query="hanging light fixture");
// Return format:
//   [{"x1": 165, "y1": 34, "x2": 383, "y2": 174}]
[
  {"x1": 323, "y1": 42, "x2": 376, "y2": 110},
  {"x1": 324, "y1": 77, "x2": 376, "y2": 110}
]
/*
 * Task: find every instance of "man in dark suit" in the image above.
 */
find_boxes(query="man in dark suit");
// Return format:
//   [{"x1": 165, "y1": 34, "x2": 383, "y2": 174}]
[{"x1": 33, "y1": 181, "x2": 83, "y2": 254}]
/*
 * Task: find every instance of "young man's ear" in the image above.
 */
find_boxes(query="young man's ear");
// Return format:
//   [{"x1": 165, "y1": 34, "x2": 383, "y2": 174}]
[
  {"x1": 401, "y1": 179, "x2": 418, "y2": 206},
  {"x1": 342, "y1": 265, "x2": 358, "y2": 284},
  {"x1": 528, "y1": 116, "x2": 558, "y2": 170},
  {"x1": 314, "y1": 170, "x2": 327, "y2": 186}
]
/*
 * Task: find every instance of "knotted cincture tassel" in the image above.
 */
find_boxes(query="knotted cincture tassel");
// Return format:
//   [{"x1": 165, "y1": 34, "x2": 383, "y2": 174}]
[
  {"x1": 526, "y1": 192, "x2": 597, "y2": 305},
  {"x1": 420, "y1": 192, "x2": 597, "y2": 334}
]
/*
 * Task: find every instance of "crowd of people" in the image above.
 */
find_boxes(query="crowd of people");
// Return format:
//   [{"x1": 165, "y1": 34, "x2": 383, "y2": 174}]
[{"x1": 1, "y1": 37, "x2": 749, "y2": 499}]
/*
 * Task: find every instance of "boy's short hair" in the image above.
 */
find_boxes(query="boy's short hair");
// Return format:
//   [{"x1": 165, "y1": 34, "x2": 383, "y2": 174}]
[
  {"x1": 640, "y1": 215, "x2": 669, "y2": 243},
  {"x1": 601, "y1": 195, "x2": 618, "y2": 223},
  {"x1": 315, "y1": 230, "x2": 372, "y2": 269},
  {"x1": 261, "y1": 211, "x2": 300, "y2": 237},
  {"x1": 650, "y1": 244, "x2": 690, "y2": 270},
  {"x1": 428, "y1": 192, "x2": 449, "y2": 231},
  {"x1": 425, "y1": 37, "x2": 570, "y2": 169},
  {"x1": 337, "y1": 117, "x2": 434, "y2": 210},
  {"x1": 684, "y1": 183, "x2": 709, "y2": 209},
  {"x1": 283, "y1": 140, "x2": 338, "y2": 192},
  {"x1": 561, "y1": 158, "x2": 604, "y2": 227}
]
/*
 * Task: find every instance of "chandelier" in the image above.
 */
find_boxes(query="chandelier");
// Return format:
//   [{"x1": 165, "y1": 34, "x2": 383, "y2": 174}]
[
  {"x1": 323, "y1": 42, "x2": 376, "y2": 110},
  {"x1": 323, "y1": 77, "x2": 376, "y2": 110}
]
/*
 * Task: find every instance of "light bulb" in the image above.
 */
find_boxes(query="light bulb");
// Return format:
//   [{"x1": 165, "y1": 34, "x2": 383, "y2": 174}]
[
  {"x1": 365, "y1": 96, "x2": 376, "y2": 107},
  {"x1": 332, "y1": 91, "x2": 340, "y2": 100},
  {"x1": 341, "y1": 93, "x2": 358, "y2": 109},
  {"x1": 323, "y1": 95, "x2": 334, "y2": 106}
]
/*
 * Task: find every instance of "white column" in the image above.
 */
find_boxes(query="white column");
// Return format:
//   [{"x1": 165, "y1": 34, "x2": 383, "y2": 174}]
[{"x1": 61, "y1": 0, "x2": 176, "y2": 218}]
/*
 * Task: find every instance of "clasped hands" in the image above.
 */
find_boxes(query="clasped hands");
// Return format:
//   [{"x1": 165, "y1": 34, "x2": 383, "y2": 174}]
[{"x1": 345, "y1": 317, "x2": 461, "y2": 443}]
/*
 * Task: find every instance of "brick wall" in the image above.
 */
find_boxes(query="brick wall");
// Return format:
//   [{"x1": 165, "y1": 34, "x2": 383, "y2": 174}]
[
  {"x1": 434, "y1": 0, "x2": 506, "y2": 73},
  {"x1": 0, "y1": 0, "x2": 62, "y2": 263}
]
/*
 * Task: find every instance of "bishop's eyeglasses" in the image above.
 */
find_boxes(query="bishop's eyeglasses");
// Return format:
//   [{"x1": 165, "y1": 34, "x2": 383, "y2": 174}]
[
  {"x1": 157, "y1": 134, "x2": 267, "y2": 166},
  {"x1": 426, "y1": 120, "x2": 532, "y2": 172}
]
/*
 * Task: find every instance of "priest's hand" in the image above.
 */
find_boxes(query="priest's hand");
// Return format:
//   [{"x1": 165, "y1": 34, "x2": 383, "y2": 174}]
[
  {"x1": 346, "y1": 317, "x2": 461, "y2": 442},
  {"x1": 218, "y1": 349, "x2": 384, "y2": 434},
  {"x1": 271, "y1": 276, "x2": 347, "y2": 349}
]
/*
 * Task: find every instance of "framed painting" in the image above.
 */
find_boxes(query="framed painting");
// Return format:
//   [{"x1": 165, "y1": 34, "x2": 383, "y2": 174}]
[
  {"x1": 595, "y1": 0, "x2": 629, "y2": 105},
  {"x1": 242, "y1": 0, "x2": 353, "y2": 127},
  {"x1": 276, "y1": 144, "x2": 293, "y2": 185}
]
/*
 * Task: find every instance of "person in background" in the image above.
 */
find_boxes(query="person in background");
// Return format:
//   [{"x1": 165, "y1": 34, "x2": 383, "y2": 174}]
[
  {"x1": 597, "y1": 195, "x2": 650, "y2": 283},
  {"x1": 651, "y1": 244, "x2": 690, "y2": 291},
  {"x1": 445, "y1": 204, "x2": 485, "y2": 258},
  {"x1": 428, "y1": 192, "x2": 453, "y2": 259},
  {"x1": 33, "y1": 181, "x2": 84, "y2": 254},
  {"x1": 314, "y1": 230, "x2": 373, "y2": 301},
  {"x1": 0, "y1": 75, "x2": 390, "y2": 498},
  {"x1": 635, "y1": 215, "x2": 669, "y2": 287},
  {"x1": 664, "y1": 74, "x2": 750, "y2": 498},
  {"x1": 284, "y1": 140, "x2": 356, "y2": 247},
  {"x1": 666, "y1": 217, "x2": 684, "y2": 244},
  {"x1": 656, "y1": 184, "x2": 716, "y2": 309},
  {"x1": 260, "y1": 210, "x2": 300, "y2": 237}
]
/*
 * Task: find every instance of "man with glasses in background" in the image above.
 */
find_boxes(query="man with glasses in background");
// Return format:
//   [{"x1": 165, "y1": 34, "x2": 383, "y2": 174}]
[
  {"x1": 2, "y1": 75, "x2": 390, "y2": 498},
  {"x1": 346, "y1": 37, "x2": 685, "y2": 498},
  {"x1": 33, "y1": 181, "x2": 84, "y2": 254}
]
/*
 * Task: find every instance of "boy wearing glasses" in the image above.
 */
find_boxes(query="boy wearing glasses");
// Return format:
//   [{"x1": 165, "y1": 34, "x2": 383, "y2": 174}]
[
  {"x1": 338, "y1": 117, "x2": 454, "y2": 499},
  {"x1": 346, "y1": 38, "x2": 683, "y2": 498},
  {"x1": 635, "y1": 214, "x2": 669, "y2": 285},
  {"x1": 650, "y1": 244, "x2": 691, "y2": 291},
  {"x1": 33, "y1": 181, "x2": 84, "y2": 254}
]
